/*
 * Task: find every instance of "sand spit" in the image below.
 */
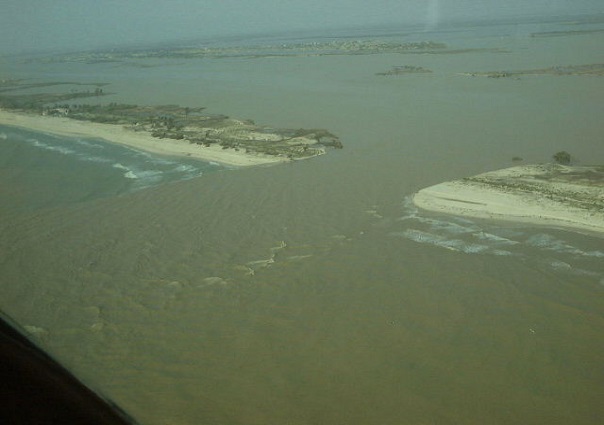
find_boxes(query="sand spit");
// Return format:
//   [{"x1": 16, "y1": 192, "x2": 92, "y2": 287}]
[
  {"x1": 0, "y1": 109, "x2": 288, "y2": 167},
  {"x1": 413, "y1": 164, "x2": 604, "y2": 236}
]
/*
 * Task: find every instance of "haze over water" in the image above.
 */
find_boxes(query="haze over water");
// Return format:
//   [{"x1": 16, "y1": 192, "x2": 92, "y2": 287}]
[{"x1": 2, "y1": 15, "x2": 604, "y2": 424}]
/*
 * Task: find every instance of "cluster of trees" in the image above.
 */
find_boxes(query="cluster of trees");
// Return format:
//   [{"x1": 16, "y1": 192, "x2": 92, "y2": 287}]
[
  {"x1": 553, "y1": 151, "x2": 572, "y2": 165},
  {"x1": 511, "y1": 151, "x2": 573, "y2": 165}
]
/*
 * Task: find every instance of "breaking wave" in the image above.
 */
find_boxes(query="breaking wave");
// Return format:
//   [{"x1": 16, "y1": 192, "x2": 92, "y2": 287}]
[
  {"x1": 26, "y1": 138, "x2": 76, "y2": 155},
  {"x1": 8, "y1": 127, "x2": 214, "y2": 192},
  {"x1": 391, "y1": 196, "x2": 604, "y2": 282}
]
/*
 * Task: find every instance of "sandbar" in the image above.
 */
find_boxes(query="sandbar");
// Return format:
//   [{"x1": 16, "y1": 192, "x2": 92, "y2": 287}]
[
  {"x1": 413, "y1": 164, "x2": 604, "y2": 236},
  {"x1": 0, "y1": 109, "x2": 287, "y2": 167}
]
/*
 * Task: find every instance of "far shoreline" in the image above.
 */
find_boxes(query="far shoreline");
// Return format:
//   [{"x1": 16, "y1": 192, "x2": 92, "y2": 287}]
[{"x1": 0, "y1": 109, "x2": 290, "y2": 167}]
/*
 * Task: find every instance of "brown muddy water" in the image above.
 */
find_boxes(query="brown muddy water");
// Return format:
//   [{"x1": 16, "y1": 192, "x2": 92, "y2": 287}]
[{"x1": 1, "y1": 23, "x2": 604, "y2": 424}]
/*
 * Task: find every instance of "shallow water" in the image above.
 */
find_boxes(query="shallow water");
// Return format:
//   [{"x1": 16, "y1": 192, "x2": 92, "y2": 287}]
[
  {"x1": 1, "y1": 18, "x2": 604, "y2": 425},
  {"x1": 0, "y1": 126, "x2": 222, "y2": 216}
]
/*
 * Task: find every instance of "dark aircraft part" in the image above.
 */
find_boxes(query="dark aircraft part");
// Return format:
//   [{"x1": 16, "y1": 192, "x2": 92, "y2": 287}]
[{"x1": 0, "y1": 314, "x2": 138, "y2": 424}]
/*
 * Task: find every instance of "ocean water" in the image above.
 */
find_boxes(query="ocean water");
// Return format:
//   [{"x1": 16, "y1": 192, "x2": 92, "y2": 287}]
[
  {"x1": 0, "y1": 126, "x2": 222, "y2": 216},
  {"x1": 1, "y1": 17, "x2": 604, "y2": 425}
]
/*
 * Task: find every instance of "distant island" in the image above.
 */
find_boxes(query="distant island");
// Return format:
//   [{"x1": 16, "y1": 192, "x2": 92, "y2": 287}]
[
  {"x1": 460, "y1": 63, "x2": 604, "y2": 78},
  {"x1": 530, "y1": 28, "x2": 604, "y2": 38},
  {"x1": 375, "y1": 65, "x2": 432, "y2": 76},
  {"x1": 32, "y1": 40, "x2": 450, "y2": 63},
  {"x1": 26, "y1": 40, "x2": 510, "y2": 65},
  {"x1": 413, "y1": 164, "x2": 604, "y2": 236},
  {"x1": 0, "y1": 79, "x2": 342, "y2": 166}
]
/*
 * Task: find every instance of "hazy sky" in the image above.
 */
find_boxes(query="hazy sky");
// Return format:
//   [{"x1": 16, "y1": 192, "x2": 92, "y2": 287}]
[{"x1": 1, "y1": 0, "x2": 603, "y2": 54}]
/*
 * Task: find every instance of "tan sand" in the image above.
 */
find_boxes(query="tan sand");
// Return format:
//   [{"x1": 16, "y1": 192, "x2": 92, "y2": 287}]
[
  {"x1": 0, "y1": 109, "x2": 288, "y2": 167},
  {"x1": 413, "y1": 164, "x2": 604, "y2": 236}
]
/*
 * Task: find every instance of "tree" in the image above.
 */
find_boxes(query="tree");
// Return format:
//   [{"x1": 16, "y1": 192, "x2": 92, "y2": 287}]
[
  {"x1": 164, "y1": 117, "x2": 175, "y2": 130},
  {"x1": 553, "y1": 151, "x2": 571, "y2": 165}
]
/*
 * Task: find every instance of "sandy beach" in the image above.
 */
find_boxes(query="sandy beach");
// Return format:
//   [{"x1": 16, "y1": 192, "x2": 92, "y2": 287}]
[
  {"x1": 0, "y1": 109, "x2": 288, "y2": 167},
  {"x1": 413, "y1": 164, "x2": 604, "y2": 236}
]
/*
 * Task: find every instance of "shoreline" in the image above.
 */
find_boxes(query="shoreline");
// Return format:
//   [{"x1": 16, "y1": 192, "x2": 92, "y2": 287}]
[
  {"x1": 412, "y1": 164, "x2": 604, "y2": 237},
  {"x1": 0, "y1": 109, "x2": 289, "y2": 167}
]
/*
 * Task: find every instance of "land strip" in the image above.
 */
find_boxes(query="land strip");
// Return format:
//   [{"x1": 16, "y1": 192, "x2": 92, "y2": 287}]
[
  {"x1": 413, "y1": 164, "x2": 604, "y2": 236},
  {"x1": 0, "y1": 81, "x2": 342, "y2": 166},
  {"x1": 460, "y1": 63, "x2": 604, "y2": 78}
]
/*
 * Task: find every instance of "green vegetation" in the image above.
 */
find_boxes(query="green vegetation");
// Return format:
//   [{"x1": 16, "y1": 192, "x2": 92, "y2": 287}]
[
  {"x1": 376, "y1": 65, "x2": 432, "y2": 76},
  {"x1": 0, "y1": 79, "x2": 342, "y2": 161},
  {"x1": 461, "y1": 64, "x2": 604, "y2": 78},
  {"x1": 468, "y1": 164, "x2": 604, "y2": 213},
  {"x1": 553, "y1": 151, "x2": 572, "y2": 165}
]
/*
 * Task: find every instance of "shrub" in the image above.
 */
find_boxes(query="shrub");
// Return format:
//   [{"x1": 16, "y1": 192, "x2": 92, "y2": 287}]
[{"x1": 553, "y1": 151, "x2": 571, "y2": 165}]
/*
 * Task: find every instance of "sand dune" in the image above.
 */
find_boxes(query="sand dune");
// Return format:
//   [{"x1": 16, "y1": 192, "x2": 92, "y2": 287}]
[{"x1": 413, "y1": 164, "x2": 604, "y2": 236}]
